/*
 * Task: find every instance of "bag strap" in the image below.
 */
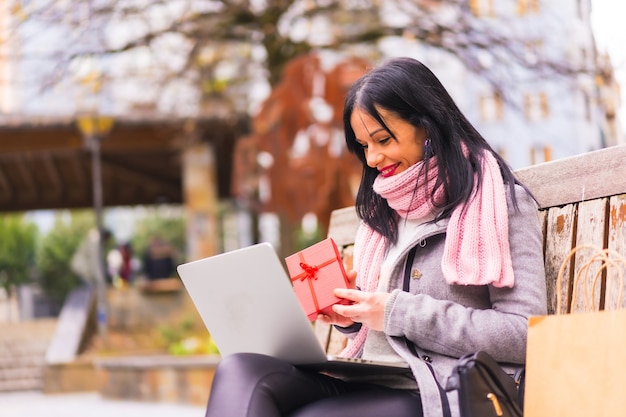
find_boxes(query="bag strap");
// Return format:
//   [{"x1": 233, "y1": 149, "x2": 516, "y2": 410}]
[
  {"x1": 402, "y1": 245, "x2": 418, "y2": 292},
  {"x1": 402, "y1": 245, "x2": 452, "y2": 417},
  {"x1": 514, "y1": 367, "x2": 525, "y2": 408}
]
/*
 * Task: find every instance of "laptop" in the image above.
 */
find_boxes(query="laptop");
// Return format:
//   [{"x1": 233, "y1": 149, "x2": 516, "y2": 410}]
[{"x1": 177, "y1": 242, "x2": 410, "y2": 378}]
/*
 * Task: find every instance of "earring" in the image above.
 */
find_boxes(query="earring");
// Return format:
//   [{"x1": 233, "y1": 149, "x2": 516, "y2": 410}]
[{"x1": 423, "y1": 138, "x2": 431, "y2": 158}]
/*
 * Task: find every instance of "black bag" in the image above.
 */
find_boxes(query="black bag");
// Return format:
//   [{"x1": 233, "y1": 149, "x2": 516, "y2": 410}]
[{"x1": 445, "y1": 351, "x2": 524, "y2": 417}]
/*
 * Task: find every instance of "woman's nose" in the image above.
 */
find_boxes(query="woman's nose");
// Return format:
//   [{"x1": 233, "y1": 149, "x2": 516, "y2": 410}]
[{"x1": 366, "y1": 149, "x2": 382, "y2": 168}]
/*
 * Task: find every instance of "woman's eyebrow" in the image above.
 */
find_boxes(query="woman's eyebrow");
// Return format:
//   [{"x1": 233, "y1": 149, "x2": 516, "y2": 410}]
[{"x1": 367, "y1": 127, "x2": 386, "y2": 137}]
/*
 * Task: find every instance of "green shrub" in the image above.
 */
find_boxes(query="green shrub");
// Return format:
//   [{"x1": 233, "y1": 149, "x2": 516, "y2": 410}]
[
  {"x1": 158, "y1": 316, "x2": 219, "y2": 356},
  {"x1": 0, "y1": 214, "x2": 38, "y2": 298},
  {"x1": 36, "y1": 211, "x2": 94, "y2": 303}
]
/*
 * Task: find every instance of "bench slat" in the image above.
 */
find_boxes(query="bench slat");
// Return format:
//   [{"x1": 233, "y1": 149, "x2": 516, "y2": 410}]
[
  {"x1": 607, "y1": 194, "x2": 626, "y2": 309},
  {"x1": 571, "y1": 199, "x2": 609, "y2": 312},
  {"x1": 544, "y1": 205, "x2": 576, "y2": 314},
  {"x1": 313, "y1": 321, "x2": 332, "y2": 352},
  {"x1": 328, "y1": 207, "x2": 359, "y2": 247},
  {"x1": 313, "y1": 314, "x2": 350, "y2": 356}
]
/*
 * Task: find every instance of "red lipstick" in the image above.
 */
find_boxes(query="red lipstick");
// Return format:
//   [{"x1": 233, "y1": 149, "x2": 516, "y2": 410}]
[{"x1": 379, "y1": 163, "x2": 400, "y2": 178}]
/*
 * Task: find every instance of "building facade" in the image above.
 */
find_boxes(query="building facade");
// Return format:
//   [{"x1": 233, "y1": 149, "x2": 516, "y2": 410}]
[{"x1": 378, "y1": 0, "x2": 619, "y2": 169}]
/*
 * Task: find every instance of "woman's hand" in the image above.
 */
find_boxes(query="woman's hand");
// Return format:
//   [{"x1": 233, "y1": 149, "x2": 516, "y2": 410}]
[{"x1": 330, "y1": 289, "x2": 390, "y2": 332}]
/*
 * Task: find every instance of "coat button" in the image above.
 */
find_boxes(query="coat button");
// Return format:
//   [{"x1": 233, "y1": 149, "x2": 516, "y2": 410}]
[
  {"x1": 422, "y1": 355, "x2": 432, "y2": 363},
  {"x1": 411, "y1": 269, "x2": 422, "y2": 279}
]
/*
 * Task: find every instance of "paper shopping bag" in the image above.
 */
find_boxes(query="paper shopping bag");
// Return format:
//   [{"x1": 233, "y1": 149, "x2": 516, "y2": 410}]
[
  {"x1": 524, "y1": 309, "x2": 626, "y2": 417},
  {"x1": 524, "y1": 246, "x2": 626, "y2": 417}
]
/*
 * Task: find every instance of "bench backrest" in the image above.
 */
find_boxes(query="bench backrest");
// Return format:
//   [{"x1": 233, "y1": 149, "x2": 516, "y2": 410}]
[{"x1": 317, "y1": 144, "x2": 626, "y2": 355}]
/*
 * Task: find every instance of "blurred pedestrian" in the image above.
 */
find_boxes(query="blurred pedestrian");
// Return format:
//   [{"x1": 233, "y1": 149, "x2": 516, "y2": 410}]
[
  {"x1": 142, "y1": 236, "x2": 175, "y2": 281},
  {"x1": 107, "y1": 242, "x2": 134, "y2": 288},
  {"x1": 71, "y1": 228, "x2": 113, "y2": 287}
]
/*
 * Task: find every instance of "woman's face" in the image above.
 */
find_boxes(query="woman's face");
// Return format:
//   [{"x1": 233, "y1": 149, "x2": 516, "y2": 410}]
[{"x1": 350, "y1": 106, "x2": 427, "y2": 178}]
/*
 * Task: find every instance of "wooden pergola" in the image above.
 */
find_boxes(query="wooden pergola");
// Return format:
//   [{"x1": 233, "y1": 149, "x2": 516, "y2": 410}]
[{"x1": 0, "y1": 115, "x2": 247, "y2": 213}]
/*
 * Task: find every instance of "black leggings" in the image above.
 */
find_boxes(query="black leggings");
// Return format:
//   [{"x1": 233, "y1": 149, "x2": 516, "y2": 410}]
[{"x1": 205, "y1": 353, "x2": 423, "y2": 417}]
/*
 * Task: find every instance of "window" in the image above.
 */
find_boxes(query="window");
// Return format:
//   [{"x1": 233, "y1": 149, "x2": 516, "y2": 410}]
[
  {"x1": 583, "y1": 91, "x2": 591, "y2": 122},
  {"x1": 524, "y1": 92, "x2": 549, "y2": 121},
  {"x1": 469, "y1": 0, "x2": 494, "y2": 17},
  {"x1": 517, "y1": 0, "x2": 540, "y2": 15},
  {"x1": 524, "y1": 40, "x2": 543, "y2": 65},
  {"x1": 529, "y1": 146, "x2": 552, "y2": 165},
  {"x1": 576, "y1": 0, "x2": 585, "y2": 19},
  {"x1": 479, "y1": 92, "x2": 504, "y2": 122},
  {"x1": 496, "y1": 146, "x2": 508, "y2": 162},
  {"x1": 581, "y1": 47, "x2": 587, "y2": 63}
]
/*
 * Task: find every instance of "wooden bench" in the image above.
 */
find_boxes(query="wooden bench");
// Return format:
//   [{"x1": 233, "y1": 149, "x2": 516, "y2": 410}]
[{"x1": 315, "y1": 144, "x2": 626, "y2": 356}]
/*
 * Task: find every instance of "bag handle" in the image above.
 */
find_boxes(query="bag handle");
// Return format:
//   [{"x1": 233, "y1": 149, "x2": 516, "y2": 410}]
[{"x1": 556, "y1": 244, "x2": 626, "y2": 313}]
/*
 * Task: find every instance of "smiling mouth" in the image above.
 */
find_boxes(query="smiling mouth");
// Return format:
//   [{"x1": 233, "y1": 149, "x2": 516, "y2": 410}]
[{"x1": 379, "y1": 163, "x2": 400, "y2": 178}]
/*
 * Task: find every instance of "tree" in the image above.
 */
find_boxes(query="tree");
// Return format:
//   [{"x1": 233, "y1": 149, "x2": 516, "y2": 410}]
[
  {"x1": 0, "y1": 214, "x2": 38, "y2": 320},
  {"x1": 36, "y1": 211, "x2": 94, "y2": 306},
  {"x1": 8, "y1": 0, "x2": 592, "y2": 113},
  {"x1": 232, "y1": 52, "x2": 367, "y2": 255},
  {"x1": 7, "y1": 0, "x2": 597, "y2": 253}
]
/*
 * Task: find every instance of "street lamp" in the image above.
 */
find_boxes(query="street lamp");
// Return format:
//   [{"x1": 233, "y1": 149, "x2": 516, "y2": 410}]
[{"x1": 76, "y1": 113, "x2": 114, "y2": 343}]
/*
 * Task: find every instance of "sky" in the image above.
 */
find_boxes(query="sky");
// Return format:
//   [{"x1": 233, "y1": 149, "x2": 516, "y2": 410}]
[{"x1": 591, "y1": 0, "x2": 626, "y2": 135}]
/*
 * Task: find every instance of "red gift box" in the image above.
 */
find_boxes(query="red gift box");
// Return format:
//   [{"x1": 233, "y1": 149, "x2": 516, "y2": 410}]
[{"x1": 285, "y1": 238, "x2": 350, "y2": 321}]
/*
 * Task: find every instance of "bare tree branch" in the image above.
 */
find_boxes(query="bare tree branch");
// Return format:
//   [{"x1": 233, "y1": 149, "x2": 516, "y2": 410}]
[{"x1": 5, "y1": 0, "x2": 595, "y2": 114}]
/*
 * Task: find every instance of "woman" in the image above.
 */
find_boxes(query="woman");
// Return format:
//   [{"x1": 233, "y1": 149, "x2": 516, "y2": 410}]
[{"x1": 204, "y1": 57, "x2": 547, "y2": 417}]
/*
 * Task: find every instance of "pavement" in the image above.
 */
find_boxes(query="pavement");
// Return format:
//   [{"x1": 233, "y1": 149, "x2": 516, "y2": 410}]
[{"x1": 0, "y1": 391, "x2": 206, "y2": 417}]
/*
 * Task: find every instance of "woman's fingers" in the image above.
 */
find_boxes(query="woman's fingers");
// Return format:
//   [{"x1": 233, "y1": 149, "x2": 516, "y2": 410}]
[
  {"x1": 345, "y1": 270, "x2": 358, "y2": 289},
  {"x1": 334, "y1": 287, "x2": 363, "y2": 301},
  {"x1": 317, "y1": 312, "x2": 354, "y2": 328},
  {"x1": 332, "y1": 298, "x2": 365, "y2": 318},
  {"x1": 331, "y1": 291, "x2": 390, "y2": 331}
]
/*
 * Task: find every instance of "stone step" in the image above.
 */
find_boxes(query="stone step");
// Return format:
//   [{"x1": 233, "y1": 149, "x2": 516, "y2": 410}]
[
  {"x1": 0, "y1": 319, "x2": 57, "y2": 392},
  {"x1": 0, "y1": 362, "x2": 45, "y2": 392},
  {"x1": 0, "y1": 366, "x2": 42, "y2": 380},
  {"x1": 0, "y1": 319, "x2": 57, "y2": 340},
  {"x1": 0, "y1": 354, "x2": 44, "y2": 368},
  {"x1": 96, "y1": 355, "x2": 220, "y2": 405},
  {"x1": 0, "y1": 340, "x2": 51, "y2": 354},
  {"x1": 0, "y1": 376, "x2": 42, "y2": 391}
]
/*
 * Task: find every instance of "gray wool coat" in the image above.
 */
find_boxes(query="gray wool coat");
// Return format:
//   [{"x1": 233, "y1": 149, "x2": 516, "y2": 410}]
[{"x1": 346, "y1": 185, "x2": 547, "y2": 417}]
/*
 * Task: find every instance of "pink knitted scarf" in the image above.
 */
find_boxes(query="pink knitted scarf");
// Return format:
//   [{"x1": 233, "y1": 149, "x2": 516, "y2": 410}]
[{"x1": 341, "y1": 150, "x2": 514, "y2": 358}]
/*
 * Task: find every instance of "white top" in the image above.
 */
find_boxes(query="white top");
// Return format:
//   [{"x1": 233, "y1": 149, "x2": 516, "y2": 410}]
[{"x1": 357, "y1": 215, "x2": 435, "y2": 389}]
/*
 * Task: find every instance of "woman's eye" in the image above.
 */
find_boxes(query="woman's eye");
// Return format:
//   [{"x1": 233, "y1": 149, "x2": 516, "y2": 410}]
[
  {"x1": 358, "y1": 142, "x2": 368, "y2": 149},
  {"x1": 379, "y1": 137, "x2": 391, "y2": 145}
]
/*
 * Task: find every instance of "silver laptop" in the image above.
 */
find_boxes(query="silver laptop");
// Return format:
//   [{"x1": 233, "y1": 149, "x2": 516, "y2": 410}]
[{"x1": 177, "y1": 242, "x2": 410, "y2": 377}]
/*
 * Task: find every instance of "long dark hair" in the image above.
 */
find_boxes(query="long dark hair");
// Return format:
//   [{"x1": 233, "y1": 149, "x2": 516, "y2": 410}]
[{"x1": 343, "y1": 57, "x2": 522, "y2": 244}]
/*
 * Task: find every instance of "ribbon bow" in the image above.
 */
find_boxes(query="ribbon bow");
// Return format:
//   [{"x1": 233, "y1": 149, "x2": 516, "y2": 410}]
[{"x1": 299, "y1": 262, "x2": 319, "y2": 281}]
